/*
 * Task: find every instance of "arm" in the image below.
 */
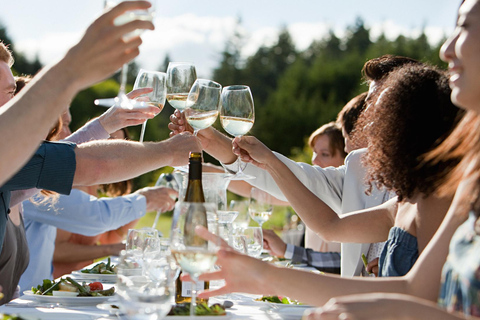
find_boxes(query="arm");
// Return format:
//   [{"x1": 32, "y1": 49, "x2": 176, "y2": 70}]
[
  {"x1": 0, "y1": 1, "x2": 154, "y2": 186},
  {"x1": 72, "y1": 133, "x2": 201, "y2": 186},
  {"x1": 98, "y1": 219, "x2": 138, "y2": 244},
  {"x1": 304, "y1": 293, "x2": 468, "y2": 320},
  {"x1": 23, "y1": 189, "x2": 145, "y2": 236},
  {"x1": 53, "y1": 229, "x2": 124, "y2": 263},
  {"x1": 233, "y1": 136, "x2": 395, "y2": 243},
  {"x1": 65, "y1": 88, "x2": 159, "y2": 144},
  {"x1": 194, "y1": 174, "x2": 470, "y2": 306}
]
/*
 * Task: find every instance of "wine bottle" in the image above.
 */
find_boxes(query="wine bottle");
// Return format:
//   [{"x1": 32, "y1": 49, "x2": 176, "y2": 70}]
[{"x1": 175, "y1": 152, "x2": 210, "y2": 304}]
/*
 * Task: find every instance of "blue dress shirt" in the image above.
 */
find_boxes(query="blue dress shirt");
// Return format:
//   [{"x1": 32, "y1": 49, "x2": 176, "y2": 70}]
[
  {"x1": 19, "y1": 189, "x2": 146, "y2": 292},
  {"x1": 0, "y1": 141, "x2": 76, "y2": 250}
]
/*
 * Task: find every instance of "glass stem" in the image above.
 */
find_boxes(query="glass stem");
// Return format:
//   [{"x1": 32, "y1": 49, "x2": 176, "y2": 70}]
[
  {"x1": 190, "y1": 278, "x2": 197, "y2": 318},
  {"x1": 119, "y1": 63, "x2": 128, "y2": 95}
]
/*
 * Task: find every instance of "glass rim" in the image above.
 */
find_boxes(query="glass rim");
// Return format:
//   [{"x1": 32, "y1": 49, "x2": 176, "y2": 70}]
[
  {"x1": 194, "y1": 78, "x2": 222, "y2": 89},
  {"x1": 137, "y1": 69, "x2": 167, "y2": 76},
  {"x1": 222, "y1": 85, "x2": 250, "y2": 91}
]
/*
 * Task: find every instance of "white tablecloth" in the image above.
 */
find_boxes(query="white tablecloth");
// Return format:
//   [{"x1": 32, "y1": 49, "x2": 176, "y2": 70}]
[{"x1": 0, "y1": 291, "x2": 311, "y2": 319}]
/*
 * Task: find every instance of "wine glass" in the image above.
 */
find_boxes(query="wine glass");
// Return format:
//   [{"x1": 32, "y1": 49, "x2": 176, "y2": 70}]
[
  {"x1": 133, "y1": 69, "x2": 167, "y2": 142},
  {"x1": 229, "y1": 199, "x2": 250, "y2": 229},
  {"x1": 219, "y1": 85, "x2": 255, "y2": 180},
  {"x1": 170, "y1": 202, "x2": 219, "y2": 317},
  {"x1": 116, "y1": 250, "x2": 172, "y2": 320},
  {"x1": 166, "y1": 62, "x2": 197, "y2": 112},
  {"x1": 248, "y1": 187, "x2": 273, "y2": 228},
  {"x1": 232, "y1": 227, "x2": 263, "y2": 258},
  {"x1": 94, "y1": 0, "x2": 156, "y2": 109},
  {"x1": 184, "y1": 79, "x2": 222, "y2": 136}
]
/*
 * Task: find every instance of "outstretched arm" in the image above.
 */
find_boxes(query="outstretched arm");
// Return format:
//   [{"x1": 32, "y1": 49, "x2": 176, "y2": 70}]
[
  {"x1": 193, "y1": 176, "x2": 470, "y2": 307},
  {"x1": 73, "y1": 133, "x2": 201, "y2": 186},
  {"x1": 0, "y1": 1, "x2": 154, "y2": 185},
  {"x1": 303, "y1": 293, "x2": 468, "y2": 320},
  {"x1": 233, "y1": 136, "x2": 394, "y2": 243}
]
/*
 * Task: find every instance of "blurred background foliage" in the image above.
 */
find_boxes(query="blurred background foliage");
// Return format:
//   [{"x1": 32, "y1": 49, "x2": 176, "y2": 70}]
[{"x1": 0, "y1": 18, "x2": 446, "y2": 231}]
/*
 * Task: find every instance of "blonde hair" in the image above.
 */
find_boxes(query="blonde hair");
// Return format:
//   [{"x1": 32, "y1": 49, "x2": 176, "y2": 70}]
[{"x1": 0, "y1": 41, "x2": 14, "y2": 67}]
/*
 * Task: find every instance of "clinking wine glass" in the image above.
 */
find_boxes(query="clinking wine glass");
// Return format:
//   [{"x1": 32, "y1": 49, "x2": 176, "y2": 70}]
[
  {"x1": 219, "y1": 85, "x2": 255, "y2": 180},
  {"x1": 94, "y1": 0, "x2": 156, "y2": 109},
  {"x1": 133, "y1": 69, "x2": 167, "y2": 142},
  {"x1": 248, "y1": 187, "x2": 273, "y2": 228},
  {"x1": 184, "y1": 79, "x2": 222, "y2": 136},
  {"x1": 166, "y1": 62, "x2": 197, "y2": 112},
  {"x1": 170, "y1": 202, "x2": 219, "y2": 317}
]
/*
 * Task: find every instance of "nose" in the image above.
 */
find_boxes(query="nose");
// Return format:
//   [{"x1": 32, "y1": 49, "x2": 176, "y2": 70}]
[
  {"x1": 312, "y1": 153, "x2": 321, "y2": 166},
  {"x1": 440, "y1": 31, "x2": 458, "y2": 63}
]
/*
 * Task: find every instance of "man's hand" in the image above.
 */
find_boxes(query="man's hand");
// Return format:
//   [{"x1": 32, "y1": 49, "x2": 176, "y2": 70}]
[
  {"x1": 135, "y1": 186, "x2": 177, "y2": 212},
  {"x1": 62, "y1": 1, "x2": 155, "y2": 90}
]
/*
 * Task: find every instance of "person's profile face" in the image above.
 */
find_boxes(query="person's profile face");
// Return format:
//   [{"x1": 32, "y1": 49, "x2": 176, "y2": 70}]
[
  {"x1": 311, "y1": 134, "x2": 345, "y2": 168},
  {"x1": 440, "y1": 0, "x2": 480, "y2": 112},
  {"x1": 0, "y1": 61, "x2": 16, "y2": 107}
]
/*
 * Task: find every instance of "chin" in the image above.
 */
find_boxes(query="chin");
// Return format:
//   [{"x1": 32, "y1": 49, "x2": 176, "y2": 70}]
[{"x1": 451, "y1": 89, "x2": 480, "y2": 113}]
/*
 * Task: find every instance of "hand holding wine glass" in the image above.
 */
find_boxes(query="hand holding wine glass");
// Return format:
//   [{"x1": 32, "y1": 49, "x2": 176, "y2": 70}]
[
  {"x1": 184, "y1": 79, "x2": 222, "y2": 136},
  {"x1": 220, "y1": 85, "x2": 255, "y2": 180},
  {"x1": 133, "y1": 69, "x2": 167, "y2": 142},
  {"x1": 166, "y1": 62, "x2": 197, "y2": 112},
  {"x1": 94, "y1": 0, "x2": 156, "y2": 109}
]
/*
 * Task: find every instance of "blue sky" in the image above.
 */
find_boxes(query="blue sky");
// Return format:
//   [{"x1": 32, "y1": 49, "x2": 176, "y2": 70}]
[{"x1": 0, "y1": 1, "x2": 459, "y2": 77}]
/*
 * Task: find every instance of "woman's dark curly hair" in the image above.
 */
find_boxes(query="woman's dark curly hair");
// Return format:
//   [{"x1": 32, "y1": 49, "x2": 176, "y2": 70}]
[{"x1": 354, "y1": 63, "x2": 465, "y2": 201}]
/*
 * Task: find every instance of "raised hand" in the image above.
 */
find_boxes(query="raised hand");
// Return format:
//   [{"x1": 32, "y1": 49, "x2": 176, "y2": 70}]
[
  {"x1": 165, "y1": 132, "x2": 203, "y2": 167},
  {"x1": 232, "y1": 136, "x2": 277, "y2": 170},
  {"x1": 98, "y1": 88, "x2": 160, "y2": 134},
  {"x1": 61, "y1": 1, "x2": 154, "y2": 90}
]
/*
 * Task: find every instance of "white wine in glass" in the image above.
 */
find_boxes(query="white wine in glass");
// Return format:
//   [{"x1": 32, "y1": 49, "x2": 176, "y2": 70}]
[
  {"x1": 184, "y1": 79, "x2": 222, "y2": 136},
  {"x1": 170, "y1": 202, "x2": 219, "y2": 317},
  {"x1": 166, "y1": 62, "x2": 197, "y2": 112},
  {"x1": 133, "y1": 69, "x2": 167, "y2": 142},
  {"x1": 248, "y1": 187, "x2": 273, "y2": 227},
  {"x1": 220, "y1": 85, "x2": 255, "y2": 180}
]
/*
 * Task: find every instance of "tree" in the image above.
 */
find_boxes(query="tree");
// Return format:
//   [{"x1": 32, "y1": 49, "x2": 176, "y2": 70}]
[{"x1": 212, "y1": 17, "x2": 245, "y2": 86}]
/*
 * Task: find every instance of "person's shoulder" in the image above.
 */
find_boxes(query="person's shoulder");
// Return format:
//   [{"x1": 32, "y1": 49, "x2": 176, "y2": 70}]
[{"x1": 344, "y1": 148, "x2": 368, "y2": 172}]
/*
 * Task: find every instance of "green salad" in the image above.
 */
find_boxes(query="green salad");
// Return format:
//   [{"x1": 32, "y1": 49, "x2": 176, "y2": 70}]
[
  {"x1": 168, "y1": 303, "x2": 226, "y2": 316},
  {"x1": 32, "y1": 277, "x2": 115, "y2": 297},
  {"x1": 80, "y1": 257, "x2": 116, "y2": 274},
  {"x1": 255, "y1": 295, "x2": 304, "y2": 305}
]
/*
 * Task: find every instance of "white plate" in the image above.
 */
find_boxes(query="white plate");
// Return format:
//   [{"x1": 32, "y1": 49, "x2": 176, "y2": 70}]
[
  {"x1": 71, "y1": 270, "x2": 117, "y2": 282},
  {"x1": 97, "y1": 303, "x2": 231, "y2": 319},
  {"x1": 23, "y1": 290, "x2": 113, "y2": 306}
]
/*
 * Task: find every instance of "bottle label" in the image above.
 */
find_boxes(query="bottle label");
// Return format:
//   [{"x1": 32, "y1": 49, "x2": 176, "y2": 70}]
[{"x1": 181, "y1": 280, "x2": 205, "y2": 297}]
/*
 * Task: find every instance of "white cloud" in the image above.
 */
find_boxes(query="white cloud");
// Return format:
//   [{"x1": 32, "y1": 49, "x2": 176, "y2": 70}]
[{"x1": 11, "y1": 15, "x2": 450, "y2": 79}]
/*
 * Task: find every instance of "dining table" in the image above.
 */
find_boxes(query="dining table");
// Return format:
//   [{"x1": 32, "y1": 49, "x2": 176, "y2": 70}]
[{"x1": 0, "y1": 258, "x2": 319, "y2": 320}]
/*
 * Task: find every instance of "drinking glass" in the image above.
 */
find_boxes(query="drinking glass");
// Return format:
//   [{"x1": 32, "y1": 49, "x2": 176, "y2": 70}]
[
  {"x1": 184, "y1": 79, "x2": 222, "y2": 136},
  {"x1": 248, "y1": 187, "x2": 273, "y2": 228},
  {"x1": 166, "y1": 62, "x2": 197, "y2": 112},
  {"x1": 151, "y1": 173, "x2": 179, "y2": 230},
  {"x1": 133, "y1": 69, "x2": 167, "y2": 142},
  {"x1": 95, "y1": 0, "x2": 156, "y2": 109},
  {"x1": 229, "y1": 200, "x2": 250, "y2": 229},
  {"x1": 116, "y1": 250, "x2": 173, "y2": 320},
  {"x1": 170, "y1": 202, "x2": 219, "y2": 317},
  {"x1": 233, "y1": 227, "x2": 263, "y2": 258},
  {"x1": 126, "y1": 228, "x2": 159, "y2": 264},
  {"x1": 219, "y1": 85, "x2": 255, "y2": 180},
  {"x1": 216, "y1": 210, "x2": 239, "y2": 245}
]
